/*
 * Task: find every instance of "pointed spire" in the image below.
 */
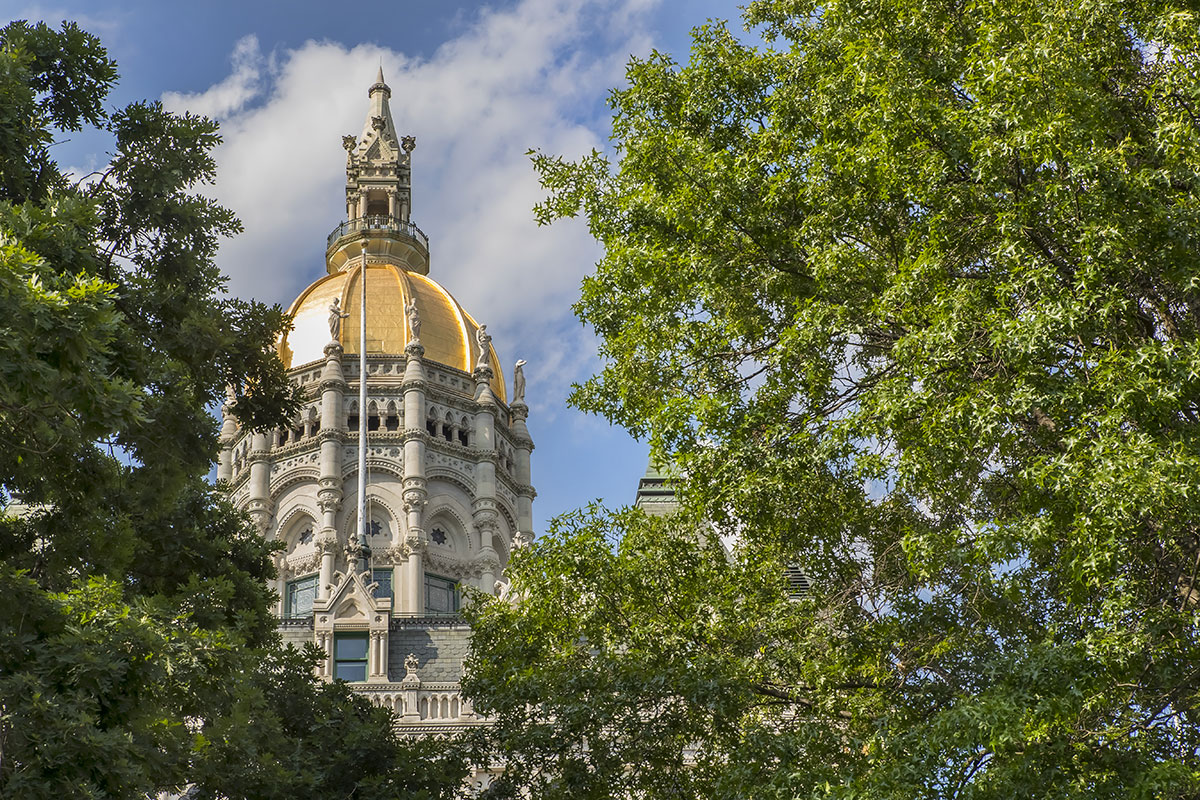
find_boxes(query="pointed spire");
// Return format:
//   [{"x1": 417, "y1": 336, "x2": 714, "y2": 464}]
[{"x1": 358, "y1": 68, "x2": 397, "y2": 149}]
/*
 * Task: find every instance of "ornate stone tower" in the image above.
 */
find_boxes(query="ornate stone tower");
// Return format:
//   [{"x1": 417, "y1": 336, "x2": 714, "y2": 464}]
[{"x1": 218, "y1": 70, "x2": 535, "y2": 729}]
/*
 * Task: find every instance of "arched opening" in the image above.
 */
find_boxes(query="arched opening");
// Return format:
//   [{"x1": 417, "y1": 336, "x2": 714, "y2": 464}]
[{"x1": 365, "y1": 191, "x2": 389, "y2": 217}]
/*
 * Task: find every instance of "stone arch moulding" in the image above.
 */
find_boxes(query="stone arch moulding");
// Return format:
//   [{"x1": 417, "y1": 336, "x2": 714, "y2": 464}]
[
  {"x1": 425, "y1": 503, "x2": 472, "y2": 552},
  {"x1": 342, "y1": 461, "x2": 406, "y2": 485},
  {"x1": 270, "y1": 467, "x2": 320, "y2": 500},
  {"x1": 425, "y1": 469, "x2": 476, "y2": 497},
  {"x1": 338, "y1": 493, "x2": 403, "y2": 544},
  {"x1": 274, "y1": 504, "x2": 319, "y2": 546},
  {"x1": 491, "y1": 497, "x2": 518, "y2": 550}
]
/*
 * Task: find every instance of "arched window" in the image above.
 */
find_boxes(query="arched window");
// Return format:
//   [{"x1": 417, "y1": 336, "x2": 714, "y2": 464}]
[{"x1": 424, "y1": 573, "x2": 459, "y2": 615}]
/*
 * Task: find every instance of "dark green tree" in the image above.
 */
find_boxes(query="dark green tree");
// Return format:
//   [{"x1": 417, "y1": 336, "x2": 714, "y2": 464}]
[
  {"x1": 0, "y1": 20, "x2": 464, "y2": 799},
  {"x1": 465, "y1": 0, "x2": 1200, "y2": 797}
]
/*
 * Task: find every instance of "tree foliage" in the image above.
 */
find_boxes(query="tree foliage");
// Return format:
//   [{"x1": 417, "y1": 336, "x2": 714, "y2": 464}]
[
  {"x1": 0, "y1": 20, "x2": 464, "y2": 798},
  {"x1": 466, "y1": 0, "x2": 1200, "y2": 796}
]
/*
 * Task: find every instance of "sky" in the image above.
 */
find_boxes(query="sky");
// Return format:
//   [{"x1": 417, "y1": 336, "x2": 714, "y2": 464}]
[{"x1": 7, "y1": 0, "x2": 748, "y2": 532}]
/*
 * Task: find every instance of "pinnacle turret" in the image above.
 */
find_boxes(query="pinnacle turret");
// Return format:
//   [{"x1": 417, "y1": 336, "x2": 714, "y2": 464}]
[{"x1": 342, "y1": 69, "x2": 416, "y2": 226}]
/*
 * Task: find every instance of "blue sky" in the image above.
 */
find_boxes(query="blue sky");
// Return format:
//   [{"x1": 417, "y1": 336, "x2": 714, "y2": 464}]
[{"x1": 8, "y1": 0, "x2": 747, "y2": 531}]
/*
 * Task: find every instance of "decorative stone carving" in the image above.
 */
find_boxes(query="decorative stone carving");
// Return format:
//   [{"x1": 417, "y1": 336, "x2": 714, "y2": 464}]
[{"x1": 342, "y1": 134, "x2": 356, "y2": 151}]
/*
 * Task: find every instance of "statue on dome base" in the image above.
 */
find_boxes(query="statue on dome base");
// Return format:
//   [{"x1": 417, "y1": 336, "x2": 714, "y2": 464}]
[
  {"x1": 476, "y1": 325, "x2": 492, "y2": 367},
  {"x1": 405, "y1": 297, "x2": 421, "y2": 340},
  {"x1": 513, "y1": 359, "x2": 527, "y2": 403},
  {"x1": 328, "y1": 297, "x2": 349, "y2": 341}
]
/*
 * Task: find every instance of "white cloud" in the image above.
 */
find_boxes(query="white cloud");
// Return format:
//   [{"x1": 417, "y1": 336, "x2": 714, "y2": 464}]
[
  {"x1": 162, "y1": 34, "x2": 265, "y2": 119},
  {"x1": 164, "y1": 0, "x2": 657, "y2": 408}
]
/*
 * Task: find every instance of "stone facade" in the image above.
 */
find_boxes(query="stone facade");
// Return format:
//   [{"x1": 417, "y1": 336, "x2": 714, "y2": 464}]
[{"x1": 219, "y1": 70, "x2": 534, "y2": 735}]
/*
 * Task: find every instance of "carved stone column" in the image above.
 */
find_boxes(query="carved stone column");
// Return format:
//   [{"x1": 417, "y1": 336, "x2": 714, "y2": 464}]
[
  {"x1": 317, "y1": 342, "x2": 347, "y2": 600},
  {"x1": 509, "y1": 400, "x2": 536, "y2": 548},
  {"x1": 246, "y1": 431, "x2": 273, "y2": 535},
  {"x1": 216, "y1": 388, "x2": 238, "y2": 483},
  {"x1": 473, "y1": 509, "x2": 500, "y2": 594},
  {"x1": 369, "y1": 626, "x2": 389, "y2": 682},
  {"x1": 314, "y1": 623, "x2": 333, "y2": 679},
  {"x1": 274, "y1": 553, "x2": 289, "y2": 617},
  {"x1": 401, "y1": 341, "x2": 428, "y2": 614},
  {"x1": 403, "y1": 486, "x2": 428, "y2": 613},
  {"x1": 472, "y1": 365, "x2": 500, "y2": 586}
]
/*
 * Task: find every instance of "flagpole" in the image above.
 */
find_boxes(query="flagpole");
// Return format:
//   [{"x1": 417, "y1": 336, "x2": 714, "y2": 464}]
[{"x1": 356, "y1": 255, "x2": 368, "y2": 575}]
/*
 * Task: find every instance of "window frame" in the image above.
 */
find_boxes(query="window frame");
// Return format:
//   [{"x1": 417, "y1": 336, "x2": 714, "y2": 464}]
[
  {"x1": 285, "y1": 574, "x2": 318, "y2": 618},
  {"x1": 333, "y1": 631, "x2": 369, "y2": 682},
  {"x1": 424, "y1": 573, "x2": 459, "y2": 615}
]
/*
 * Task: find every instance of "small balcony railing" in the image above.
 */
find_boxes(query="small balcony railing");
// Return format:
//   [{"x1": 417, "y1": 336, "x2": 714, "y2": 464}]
[{"x1": 327, "y1": 216, "x2": 429, "y2": 250}]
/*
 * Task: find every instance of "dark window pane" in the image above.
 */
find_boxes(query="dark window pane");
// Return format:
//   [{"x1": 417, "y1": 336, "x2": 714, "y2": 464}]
[
  {"x1": 287, "y1": 575, "x2": 317, "y2": 618},
  {"x1": 424, "y1": 574, "x2": 458, "y2": 614},
  {"x1": 335, "y1": 661, "x2": 367, "y2": 682},
  {"x1": 371, "y1": 569, "x2": 392, "y2": 600},
  {"x1": 335, "y1": 633, "x2": 368, "y2": 660}
]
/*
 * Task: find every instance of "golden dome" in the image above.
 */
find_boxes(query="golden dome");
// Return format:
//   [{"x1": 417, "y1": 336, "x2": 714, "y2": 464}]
[{"x1": 279, "y1": 263, "x2": 506, "y2": 402}]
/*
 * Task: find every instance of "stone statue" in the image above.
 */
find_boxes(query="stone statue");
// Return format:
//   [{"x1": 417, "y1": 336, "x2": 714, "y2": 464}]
[
  {"x1": 476, "y1": 325, "x2": 492, "y2": 367},
  {"x1": 341, "y1": 134, "x2": 356, "y2": 151},
  {"x1": 513, "y1": 359, "x2": 527, "y2": 403},
  {"x1": 328, "y1": 297, "x2": 349, "y2": 341},
  {"x1": 405, "y1": 297, "x2": 421, "y2": 340},
  {"x1": 404, "y1": 653, "x2": 419, "y2": 676}
]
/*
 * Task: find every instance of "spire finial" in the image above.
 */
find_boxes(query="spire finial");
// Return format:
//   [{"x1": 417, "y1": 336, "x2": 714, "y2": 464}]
[{"x1": 369, "y1": 65, "x2": 391, "y2": 98}]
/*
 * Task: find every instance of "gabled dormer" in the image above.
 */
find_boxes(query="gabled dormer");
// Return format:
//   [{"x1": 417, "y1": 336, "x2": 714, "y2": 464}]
[{"x1": 312, "y1": 568, "x2": 393, "y2": 683}]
